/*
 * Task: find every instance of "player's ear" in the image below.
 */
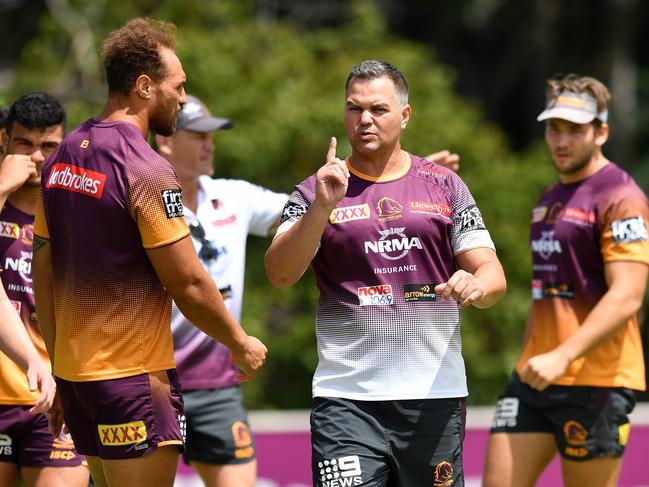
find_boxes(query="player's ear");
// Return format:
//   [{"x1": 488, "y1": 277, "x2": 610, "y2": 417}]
[
  {"x1": 401, "y1": 104, "x2": 411, "y2": 129},
  {"x1": 594, "y1": 122, "x2": 609, "y2": 147},
  {"x1": 134, "y1": 74, "x2": 153, "y2": 100}
]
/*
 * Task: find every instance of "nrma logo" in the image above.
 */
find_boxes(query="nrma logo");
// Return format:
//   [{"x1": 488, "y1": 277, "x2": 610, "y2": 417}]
[
  {"x1": 317, "y1": 455, "x2": 363, "y2": 486},
  {"x1": 531, "y1": 231, "x2": 562, "y2": 260},
  {"x1": 364, "y1": 227, "x2": 422, "y2": 261}
]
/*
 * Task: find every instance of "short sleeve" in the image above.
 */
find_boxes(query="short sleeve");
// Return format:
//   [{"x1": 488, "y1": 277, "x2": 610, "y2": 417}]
[
  {"x1": 126, "y1": 152, "x2": 189, "y2": 249},
  {"x1": 33, "y1": 190, "x2": 50, "y2": 239},
  {"x1": 274, "y1": 186, "x2": 313, "y2": 237},
  {"x1": 448, "y1": 174, "x2": 495, "y2": 255},
  {"x1": 600, "y1": 187, "x2": 649, "y2": 264}
]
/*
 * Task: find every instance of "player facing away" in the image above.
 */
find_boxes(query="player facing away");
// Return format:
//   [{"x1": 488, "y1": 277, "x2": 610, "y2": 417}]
[
  {"x1": 0, "y1": 92, "x2": 89, "y2": 487},
  {"x1": 154, "y1": 95, "x2": 287, "y2": 487},
  {"x1": 31, "y1": 18, "x2": 267, "y2": 487},
  {"x1": 265, "y1": 60, "x2": 506, "y2": 487},
  {"x1": 483, "y1": 75, "x2": 649, "y2": 487}
]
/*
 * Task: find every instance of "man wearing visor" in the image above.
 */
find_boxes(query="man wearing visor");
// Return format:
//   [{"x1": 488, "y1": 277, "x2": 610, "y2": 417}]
[{"x1": 483, "y1": 74, "x2": 649, "y2": 487}]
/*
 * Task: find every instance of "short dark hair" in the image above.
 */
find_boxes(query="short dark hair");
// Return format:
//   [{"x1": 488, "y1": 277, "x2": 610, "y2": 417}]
[
  {"x1": 345, "y1": 60, "x2": 409, "y2": 107},
  {"x1": 6, "y1": 92, "x2": 66, "y2": 136},
  {"x1": 0, "y1": 107, "x2": 8, "y2": 130},
  {"x1": 102, "y1": 17, "x2": 177, "y2": 96}
]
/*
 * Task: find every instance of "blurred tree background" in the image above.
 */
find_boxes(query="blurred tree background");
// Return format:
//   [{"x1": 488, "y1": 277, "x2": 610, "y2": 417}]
[{"x1": 1, "y1": 0, "x2": 647, "y2": 406}]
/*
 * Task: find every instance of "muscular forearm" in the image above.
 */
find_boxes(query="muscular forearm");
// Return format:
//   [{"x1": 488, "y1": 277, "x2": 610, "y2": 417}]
[
  {"x1": 0, "y1": 298, "x2": 41, "y2": 371},
  {"x1": 172, "y1": 278, "x2": 248, "y2": 353},
  {"x1": 554, "y1": 286, "x2": 643, "y2": 363},
  {"x1": 32, "y1": 241, "x2": 56, "y2": 362},
  {"x1": 470, "y1": 260, "x2": 507, "y2": 309},
  {"x1": 265, "y1": 201, "x2": 331, "y2": 287}
]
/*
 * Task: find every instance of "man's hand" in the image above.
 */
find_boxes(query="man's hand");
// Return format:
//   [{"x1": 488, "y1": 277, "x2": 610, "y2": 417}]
[
  {"x1": 435, "y1": 270, "x2": 485, "y2": 309},
  {"x1": 46, "y1": 392, "x2": 65, "y2": 438},
  {"x1": 424, "y1": 150, "x2": 460, "y2": 172},
  {"x1": 519, "y1": 350, "x2": 572, "y2": 391},
  {"x1": 231, "y1": 336, "x2": 268, "y2": 381},
  {"x1": 27, "y1": 361, "x2": 56, "y2": 415},
  {"x1": 315, "y1": 137, "x2": 350, "y2": 211},
  {"x1": 0, "y1": 154, "x2": 37, "y2": 197}
]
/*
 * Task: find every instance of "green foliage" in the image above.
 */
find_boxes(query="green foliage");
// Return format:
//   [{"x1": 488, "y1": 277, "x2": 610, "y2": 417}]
[{"x1": 4, "y1": 0, "x2": 558, "y2": 407}]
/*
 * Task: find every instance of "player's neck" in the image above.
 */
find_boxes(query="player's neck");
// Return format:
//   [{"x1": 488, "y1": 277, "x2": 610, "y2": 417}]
[
  {"x1": 97, "y1": 96, "x2": 149, "y2": 137},
  {"x1": 349, "y1": 144, "x2": 406, "y2": 179},
  {"x1": 7, "y1": 186, "x2": 37, "y2": 216},
  {"x1": 559, "y1": 152, "x2": 609, "y2": 184}
]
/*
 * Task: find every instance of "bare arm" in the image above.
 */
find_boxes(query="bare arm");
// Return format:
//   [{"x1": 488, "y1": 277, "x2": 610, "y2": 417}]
[
  {"x1": 265, "y1": 137, "x2": 349, "y2": 287},
  {"x1": 435, "y1": 247, "x2": 507, "y2": 309},
  {"x1": 146, "y1": 235, "x2": 266, "y2": 379},
  {"x1": 424, "y1": 149, "x2": 460, "y2": 172},
  {"x1": 520, "y1": 260, "x2": 648, "y2": 390},
  {"x1": 32, "y1": 235, "x2": 56, "y2": 362},
  {"x1": 7, "y1": 237, "x2": 56, "y2": 414},
  {"x1": 0, "y1": 154, "x2": 37, "y2": 209}
]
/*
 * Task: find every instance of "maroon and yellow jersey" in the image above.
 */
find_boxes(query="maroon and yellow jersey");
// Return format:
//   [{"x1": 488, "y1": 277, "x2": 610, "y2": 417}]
[
  {"x1": 516, "y1": 163, "x2": 649, "y2": 390},
  {"x1": 34, "y1": 120, "x2": 189, "y2": 381},
  {"x1": 0, "y1": 203, "x2": 48, "y2": 404}
]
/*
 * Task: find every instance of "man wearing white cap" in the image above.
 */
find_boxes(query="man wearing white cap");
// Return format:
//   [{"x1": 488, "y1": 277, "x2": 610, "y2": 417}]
[
  {"x1": 155, "y1": 95, "x2": 287, "y2": 487},
  {"x1": 483, "y1": 74, "x2": 649, "y2": 487}
]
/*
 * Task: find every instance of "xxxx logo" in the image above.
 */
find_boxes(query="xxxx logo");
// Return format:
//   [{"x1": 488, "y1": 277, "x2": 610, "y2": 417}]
[
  {"x1": 98, "y1": 421, "x2": 147, "y2": 446},
  {"x1": 0, "y1": 221, "x2": 19, "y2": 239},
  {"x1": 330, "y1": 204, "x2": 370, "y2": 224}
]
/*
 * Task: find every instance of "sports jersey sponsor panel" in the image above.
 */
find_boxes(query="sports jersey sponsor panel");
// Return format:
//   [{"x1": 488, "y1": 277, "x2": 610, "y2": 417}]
[
  {"x1": 611, "y1": 216, "x2": 648, "y2": 243},
  {"x1": 161, "y1": 188, "x2": 184, "y2": 219},
  {"x1": 364, "y1": 227, "x2": 422, "y2": 261},
  {"x1": 562, "y1": 207, "x2": 595, "y2": 225},
  {"x1": 46, "y1": 163, "x2": 106, "y2": 199},
  {"x1": 357, "y1": 284, "x2": 394, "y2": 306},
  {"x1": 403, "y1": 283, "x2": 436, "y2": 302},
  {"x1": 531, "y1": 206, "x2": 547, "y2": 223},
  {"x1": 543, "y1": 282, "x2": 574, "y2": 299},
  {"x1": 458, "y1": 205, "x2": 486, "y2": 232},
  {"x1": 408, "y1": 201, "x2": 451, "y2": 218},
  {"x1": 531, "y1": 231, "x2": 562, "y2": 259},
  {"x1": 280, "y1": 201, "x2": 307, "y2": 224},
  {"x1": 0, "y1": 221, "x2": 19, "y2": 239},
  {"x1": 329, "y1": 203, "x2": 370, "y2": 224},
  {"x1": 531, "y1": 279, "x2": 543, "y2": 300},
  {"x1": 98, "y1": 421, "x2": 147, "y2": 446}
]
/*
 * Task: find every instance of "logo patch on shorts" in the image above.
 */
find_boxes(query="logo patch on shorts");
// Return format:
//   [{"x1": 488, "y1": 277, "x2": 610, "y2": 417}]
[
  {"x1": 619, "y1": 422, "x2": 630, "y2": 446},
  {"x1": 404, "y1": 283, "x2": 436, "y2": 302},
  {"x1": 491, "y1": 397, "x2": 519, "y2": 428},
  {"x1": 178, "y1": 414, "x2": 186, "y2": 443},
  {"x1": 161, "y1": 189, "x2": 184, "y2": 218},
  {"x1": 563, "y1": 420, "x2": 589, "y2": 458},
  {"x1": 98, "y1": 421, "x2": 147, "y2": 446},
  {"x1": 433, "y1": 460, "x2": 454, "y2": 486},
  {"x1": 0, "y1": 434, "x2": 12, "y2": 456},
  {"x1": 232, "y1": 420, "x2": 254, "y2": 459},
  {"x1": 317, "y1": 455, "x2": 363, "y2": 485}
]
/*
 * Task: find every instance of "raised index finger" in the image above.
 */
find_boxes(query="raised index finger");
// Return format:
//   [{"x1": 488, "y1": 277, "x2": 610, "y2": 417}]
[{"x1": 326, "y1": 137, "x2": 338, "y2": 163}]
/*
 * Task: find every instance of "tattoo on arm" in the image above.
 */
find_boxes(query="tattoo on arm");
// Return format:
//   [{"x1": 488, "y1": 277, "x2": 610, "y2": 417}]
[{"x1": 32, "y1": 235, "x2": 50, "y2": 253}]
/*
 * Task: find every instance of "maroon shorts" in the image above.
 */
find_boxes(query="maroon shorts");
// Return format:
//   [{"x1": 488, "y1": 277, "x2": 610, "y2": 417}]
[
  {"x1": 56, "y1": 369, "x2": 185, "y2": 460},
  {"x1": 0, "y1": 405, "x2": 85, "y2": 467}
]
